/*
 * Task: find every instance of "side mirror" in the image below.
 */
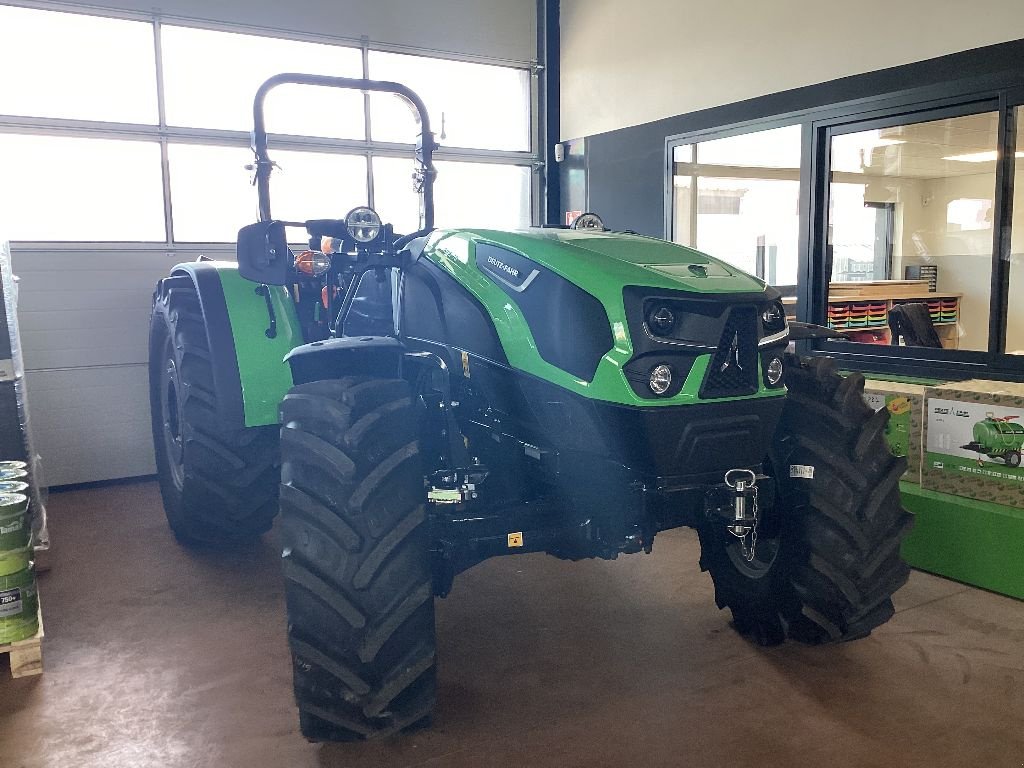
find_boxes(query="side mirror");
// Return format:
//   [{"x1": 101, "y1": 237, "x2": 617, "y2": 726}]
[{"x1": 237, "y1": 221, "x2": 290, "y2": 285}]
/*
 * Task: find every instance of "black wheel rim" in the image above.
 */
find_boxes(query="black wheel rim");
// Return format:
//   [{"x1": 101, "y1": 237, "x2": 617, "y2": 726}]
[{"x1": 161, "y1": 346, "x2": 185, "y2": 491}]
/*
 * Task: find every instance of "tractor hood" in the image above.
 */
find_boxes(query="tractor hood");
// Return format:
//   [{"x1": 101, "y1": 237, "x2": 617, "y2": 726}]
[{"x1": 447, "y1": 228, "x2": 771, "y2": 296}]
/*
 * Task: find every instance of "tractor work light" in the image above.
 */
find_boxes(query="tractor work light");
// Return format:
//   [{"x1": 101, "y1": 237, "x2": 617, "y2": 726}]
[
  {"x1": 648, "y1": 306, "x2": 676, "y2": 336},
  {"x1": 346, "y1": 206, "x2": 382, "y2": 243},
  {"x1": 570, "y1": 212, "x2": 605, "y2": 231},
  {"x1": 649, "y1": 364, "x2": 673, "y2": 395},
  {"x1": 766, "y1": 356, "x2": 784, "y2": 385}
]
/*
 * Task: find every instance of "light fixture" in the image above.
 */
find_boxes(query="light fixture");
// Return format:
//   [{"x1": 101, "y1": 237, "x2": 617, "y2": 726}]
[
  {"x1": 570, "y1": 212, "x2": 605, "y2": 231},
  {"x1": 649, "y1": 364, "x2": 673, "y2": 395},
  {"x1": 942, "y1": 151, "x2": 1024, "y2": 163},
  {"x1": 345, "y1": 206, "x2": 382, "y2": 243},
  {"x1": 766, "y1": 357, "x2": 784, "y2": 386},
  {"x1": 648, "y1": 306, "x2": 675, "y2": 336}
]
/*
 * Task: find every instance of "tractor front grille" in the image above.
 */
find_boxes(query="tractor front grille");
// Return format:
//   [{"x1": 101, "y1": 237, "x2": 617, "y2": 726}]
[{"x1": 700, "y1": 306, "x2": 759, "y2": 398}]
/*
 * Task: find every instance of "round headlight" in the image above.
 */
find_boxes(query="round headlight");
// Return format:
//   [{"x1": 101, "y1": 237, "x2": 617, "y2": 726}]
[
  {"x1": 649, "y1": 364, "x2": 673, "y2": 395},
  {"x1": 570, "y1": 212, "x2": 605, "y2": 231},
  {"x1": 345, "y1": 206, "x2": 382, "y2": 243},
  {"x1": 648, "y1": 306, "x2": 675, "y2": 336},
  {"x1": 766, "y1": 357, "x2": 784, "y2": 385}
]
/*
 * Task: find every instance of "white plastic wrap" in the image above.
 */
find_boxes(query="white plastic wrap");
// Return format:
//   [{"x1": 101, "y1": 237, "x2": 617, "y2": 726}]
[{"x1": 0, "y1": 238, "x2": 49, "y2": 550}]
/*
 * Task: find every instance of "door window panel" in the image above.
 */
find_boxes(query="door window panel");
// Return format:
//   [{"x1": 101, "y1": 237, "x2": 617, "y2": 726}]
[
  {"x1": 0, "y1": 135, "x2": 164, "y2": 241},
  {"x1": 368, "y1": 52, "x2": 530, "y2": 151},
  {"x1": 169, "y1": 144, "x2": 367, "y2": 242},
  {"x1": 161, "y1": 26, "x2": 363, "y2": 138},
  {"x1": 827, "y1": 112, "x2": 998, "y2": 351},
  {"x1": 672, "y1": 125, "x2": 802, "y2": 289},
  {"x1": 0, "y1": 6, "x2": 157, "y2": 124}
]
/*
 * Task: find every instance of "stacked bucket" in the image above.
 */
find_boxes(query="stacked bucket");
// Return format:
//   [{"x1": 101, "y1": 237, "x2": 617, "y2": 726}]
[{"x1": 0, "y1": 459, "x2": 38, "y2": 643}]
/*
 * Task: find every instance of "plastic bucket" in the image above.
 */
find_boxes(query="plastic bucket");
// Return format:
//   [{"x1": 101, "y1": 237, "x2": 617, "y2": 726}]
[
  {"x1": 0, "y1": 494, "x2": 28, "y2": 554},
  {"x1": 0, "y1": 481, "x2": 29, "y2": 495},
  {"x1": 0, "y1": 547, "x2": 30, "y2": 577},
  {"x1": 0, "y1": 567, "x2": 38, "y2": 644},
  {"x1": 0, "y1": 467, "x2": 27, "y2": 482}
]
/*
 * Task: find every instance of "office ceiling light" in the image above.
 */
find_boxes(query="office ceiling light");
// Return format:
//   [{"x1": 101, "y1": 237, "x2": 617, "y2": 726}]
[{"x1": 943, "y1": 151, "x2": 1024, "y2": 163}]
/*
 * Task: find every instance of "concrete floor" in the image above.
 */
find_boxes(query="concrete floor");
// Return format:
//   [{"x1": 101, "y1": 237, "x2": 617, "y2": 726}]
[{"x1": 1, "y1": 482, "x2": 1023, "y2": 768}]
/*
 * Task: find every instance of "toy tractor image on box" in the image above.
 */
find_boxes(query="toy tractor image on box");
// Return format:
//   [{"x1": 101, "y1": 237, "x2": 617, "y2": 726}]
[
  {"x1": 961, "y1": 414, "x2": 1024, "y2": 467},
  {"x1": 148, "y1": 74, "x2": 913, "y2": 741}
]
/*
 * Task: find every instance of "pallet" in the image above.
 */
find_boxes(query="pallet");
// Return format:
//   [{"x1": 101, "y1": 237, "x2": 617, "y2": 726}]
[{"x1": 0, "y1": 600, "x2": 43, "y2": 678}]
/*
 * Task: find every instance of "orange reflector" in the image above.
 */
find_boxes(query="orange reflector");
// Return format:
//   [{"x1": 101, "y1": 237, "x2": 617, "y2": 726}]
[{"x1": 294, "y1": 250, "x2": 331, "y2": 276}]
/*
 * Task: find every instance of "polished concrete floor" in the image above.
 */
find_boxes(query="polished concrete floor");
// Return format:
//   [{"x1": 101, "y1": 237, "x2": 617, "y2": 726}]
[{"x1": 1, "y1": 480, "x2": 1023, "y2": 767}]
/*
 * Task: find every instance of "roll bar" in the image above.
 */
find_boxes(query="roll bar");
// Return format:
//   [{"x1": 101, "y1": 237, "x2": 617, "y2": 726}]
[{"x1": 251, "y1": 73, "x2": 437, "y2": 229}]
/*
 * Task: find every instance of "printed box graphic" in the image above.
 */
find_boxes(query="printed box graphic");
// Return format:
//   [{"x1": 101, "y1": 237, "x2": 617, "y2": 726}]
[
  {"x1": 923, "y1": 380, "x2": 1024, "y2": 509},
  {"x1": 863, "y1": 379, "x2": 925, "y2": 484}
]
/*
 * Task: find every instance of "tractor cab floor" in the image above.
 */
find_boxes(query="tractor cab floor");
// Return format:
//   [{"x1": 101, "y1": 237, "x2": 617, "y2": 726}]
[{"x1": 1, "y1": 479, "x2": 1022, "y2": 767}]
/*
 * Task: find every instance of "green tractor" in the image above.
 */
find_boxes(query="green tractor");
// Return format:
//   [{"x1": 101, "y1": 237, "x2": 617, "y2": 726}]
[{"x1": 149, "y1": 74, "x2": 912, "y2": 741}]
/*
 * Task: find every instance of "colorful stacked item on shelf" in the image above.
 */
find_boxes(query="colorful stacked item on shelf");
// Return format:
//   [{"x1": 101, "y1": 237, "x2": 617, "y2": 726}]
[{"x1": 828, "y1": 300, "x2": 887, "y2": 328}]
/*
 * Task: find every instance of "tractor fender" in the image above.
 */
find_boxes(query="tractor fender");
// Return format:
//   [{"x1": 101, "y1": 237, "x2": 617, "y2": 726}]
[
  {"x1": 285, "y1": 336, "x2": 404, "y2": 385},
  {"x1": 169, "y1": 261, "x2": 302, "y2": 428}
]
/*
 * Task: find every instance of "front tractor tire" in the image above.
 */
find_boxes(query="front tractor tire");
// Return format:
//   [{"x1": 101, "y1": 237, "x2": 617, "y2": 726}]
[
  {"x1": 149, "y1": 276, "x2": 280, "y2": 545},
  {"x1": 700, "y1": 355, "x2": 913, "y2": 646},
  {"x1": 279, "y1": 377, "x2": 436, "y2": 742}
]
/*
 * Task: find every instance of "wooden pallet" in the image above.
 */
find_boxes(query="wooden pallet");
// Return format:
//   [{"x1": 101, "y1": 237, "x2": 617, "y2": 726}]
[{"x1": 0, "y1": 601, "x2": 43, "y2": 678}]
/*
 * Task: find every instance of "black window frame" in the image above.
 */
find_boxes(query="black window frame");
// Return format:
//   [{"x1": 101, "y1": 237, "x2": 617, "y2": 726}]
[{"x1": 662, "y1": 70, "x2": 1024, "y2": 382}]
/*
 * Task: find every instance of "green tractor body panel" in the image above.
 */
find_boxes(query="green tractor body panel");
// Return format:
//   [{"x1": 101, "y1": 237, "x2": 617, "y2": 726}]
[
  {"x1": 214, "y1": 264, "x2": 301, "y2": 427},
  {"x1": 421, "y1": 228, "x2": 785, "y2": 407}
]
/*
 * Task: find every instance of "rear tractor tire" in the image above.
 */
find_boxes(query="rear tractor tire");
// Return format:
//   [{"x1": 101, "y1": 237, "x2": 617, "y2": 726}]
[
  {"x1": 279, "y1": 377, "x2": 436, "y2": 742},
  {"x1": 149, "y1": 275, "x2": 280, "y2": 546},
  {"x1": 699, "y1": 354, "x2": 913, "y2": 645}
]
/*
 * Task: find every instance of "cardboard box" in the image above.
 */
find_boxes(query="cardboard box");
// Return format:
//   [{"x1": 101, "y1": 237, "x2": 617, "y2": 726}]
[
  {"x1": 863, "y1": 379, "x2": 925, "y2": 484},
  {"x1": 922, "y1": 379, "x2": 1024, "y2": 509}
]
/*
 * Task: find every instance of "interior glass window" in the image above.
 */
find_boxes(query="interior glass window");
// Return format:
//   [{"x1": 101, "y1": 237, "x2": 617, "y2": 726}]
[
  {"x1": 0, "y1": 6, "x2": 157, "y2": 124},
  {"x1": 368, "y1": 52, "x2": 530, "y2": 151},
  {"x1": 1005, "y1": 107, "x2": 1024, "y2": 354},
  {"x1": 672, "y1": 125, "x2": 802, "y2": 289},
  {"x1": 827, "y1": 112, "x2": 998, "y2": 351},
  {"x1": 161, "y1": 25, "x2": 363, "y2": 138},
  {"x1": 374, "y1": 158, "x2": 532, "y2": 234},
  {"x1": 168, "y1": 144, "x2": 368, "y2": 241},
  {"x1": 0, "y1": 134, "x2": 164, "y2": 241}
]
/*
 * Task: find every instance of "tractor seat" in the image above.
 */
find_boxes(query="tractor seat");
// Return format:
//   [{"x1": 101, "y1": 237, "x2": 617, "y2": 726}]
[{"x1": 888, "y1": 302, "x2": 942, "y2": 348}]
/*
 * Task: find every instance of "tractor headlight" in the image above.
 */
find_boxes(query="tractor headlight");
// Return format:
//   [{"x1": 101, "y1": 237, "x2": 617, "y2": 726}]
[
  {"x1": 649, "y1": 364, "x2": 673, "y2": 395},
  {"x1": 648, "y1": 306, "x2": 675, "y2": 336},
  {"x1": 345, "y1": 206, "x2": 382, "y2": 243},
  {"x1": 766, "y1": 356, "x2": 784, "y2": 386}
]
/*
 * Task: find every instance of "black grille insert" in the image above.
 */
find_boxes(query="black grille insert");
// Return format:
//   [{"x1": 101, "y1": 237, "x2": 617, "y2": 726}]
[{"x1": 700, "y1": 306, "x2": 759, "y2": 398}]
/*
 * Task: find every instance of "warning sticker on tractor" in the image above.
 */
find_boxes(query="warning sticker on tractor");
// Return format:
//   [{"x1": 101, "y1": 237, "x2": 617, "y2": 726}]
[
  {"x1": 507, "y1": 532, "x2": 524, "y2": 548},
  {"x1": 0, "y1": 587, "x2": 22, "y2": 618},
  {"x1": 789, "y1": 465, "x2": 815, "y2": 479}
]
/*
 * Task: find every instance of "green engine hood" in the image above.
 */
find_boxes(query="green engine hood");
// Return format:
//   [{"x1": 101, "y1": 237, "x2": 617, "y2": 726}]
[
  {"x1": 421, "y1": 227, "x2": 783, "y2": 408},
  {"x1": 452, "y1": 228, "x2": 769, "y2": 295}
]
